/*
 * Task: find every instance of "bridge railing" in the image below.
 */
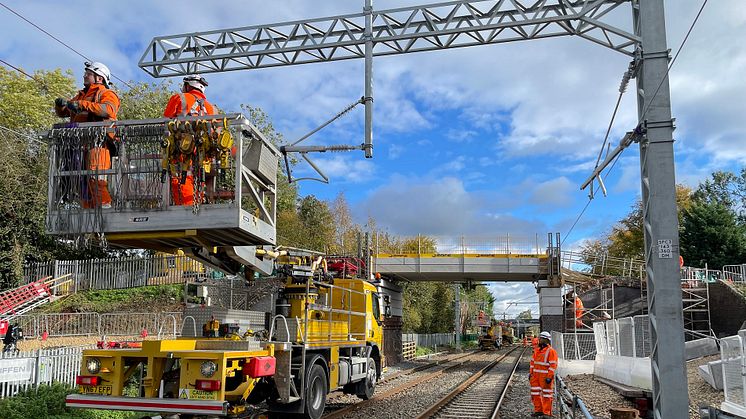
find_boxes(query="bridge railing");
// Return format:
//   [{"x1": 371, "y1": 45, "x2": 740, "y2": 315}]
[{"x1": 374, "y1": 234, "x2": 546, "y2": 256}]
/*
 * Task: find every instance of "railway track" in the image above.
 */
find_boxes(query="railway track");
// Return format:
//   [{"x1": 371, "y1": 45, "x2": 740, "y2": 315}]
[
  {"x1": 415, "y1": 346, "x2": 527, "y2": 419},
  {"x1": 322, "y1": 349, "x2": 507, "y2": 419}
]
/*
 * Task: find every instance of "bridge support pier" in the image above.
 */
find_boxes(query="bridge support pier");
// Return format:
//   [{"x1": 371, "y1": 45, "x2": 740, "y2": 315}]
[{"x1": 538, "y1": 281, "x2": 564, "y2": 333}]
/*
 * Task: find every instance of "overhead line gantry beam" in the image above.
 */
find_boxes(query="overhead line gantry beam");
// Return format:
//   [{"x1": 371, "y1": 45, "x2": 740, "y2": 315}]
[{"x1": 139, "y1": 0, "x2": 638, "y2": 77}]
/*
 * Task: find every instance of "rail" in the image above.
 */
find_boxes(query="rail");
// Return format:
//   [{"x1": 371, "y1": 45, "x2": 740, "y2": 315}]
[
  {"x1": 415, "y1": 346, "x2": 524, "y2": 419},
  {"x1": 556, "y1": 375, "x2": 594, "y2": 419},
  {"x1": 322, "y1": 350, "x2": 490, "y2": 419}
]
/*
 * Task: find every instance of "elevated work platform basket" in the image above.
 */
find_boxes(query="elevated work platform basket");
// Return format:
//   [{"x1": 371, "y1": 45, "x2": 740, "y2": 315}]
[{"x1": 45, "y1": 114, "x2": 280, "y2": 251}]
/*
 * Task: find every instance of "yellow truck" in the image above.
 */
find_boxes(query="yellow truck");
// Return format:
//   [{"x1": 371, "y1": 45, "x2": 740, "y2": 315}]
[{"x1": 66, "y1": 256, "x2": 386, "y2": 419}]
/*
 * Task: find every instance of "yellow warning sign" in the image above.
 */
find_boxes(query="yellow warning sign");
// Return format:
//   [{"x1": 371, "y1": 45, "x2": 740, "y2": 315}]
[{"x1": 178, "y1": 388, "x2": 216, "y2": 400}]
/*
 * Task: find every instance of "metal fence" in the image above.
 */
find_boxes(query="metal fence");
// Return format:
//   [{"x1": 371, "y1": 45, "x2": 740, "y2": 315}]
[
  {"x1": 9, "y1": 312, "x2": 182, "y2": 339},
  {"x1": 552, "y1": 331, "x2": 597, "y2": 360},
  {"x1": 402, "y1": 333, "x2": 456, "y2": 348},
  {"x1": 0, "y1": 346, "x2": 88, "y2": 398},
  {"x1": 23, "y1": 254, "x2": 214, "y2": 292},
  {"x1": 720, "y1": 330, "x2": 746, "y2": 418},
  {"x1": 722, "y1": 265, "x2": 746, "y2": 284},
  {"x1": 593, "y1": 315, "x2": 651, "y2": 358}
]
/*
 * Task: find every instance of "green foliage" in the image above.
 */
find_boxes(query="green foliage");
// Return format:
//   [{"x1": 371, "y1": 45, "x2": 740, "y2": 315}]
[
  {"x1": 297, "y1": 195, "x2": 335, "y2": 251},
  {"x1": 680, "y1": 170, "x2": 746, "y2": 268},
  {"x1": 0, "y1": 383, "x2": 138, "y2": 419},
  {"x1": 680, "y1": 201, "x2": 746, "y2": 268},
  {"x1": 402, "y1": 282, "x2": 455, "y2": 333},
  {"x1": 517, "y1": 309, "x2": 532, "y2": 320},
  {"x1": 0, "y1": 67, "x2": 76, "y2": 130},
  {"x1": 117, "y1": 80, "x2": 173, "y2": 120},
  {"x1": 41, "y1": 284, "x2": 183, "y2": 313},
  {"x1": 581, "y1": 184, "x2": 692, "y2": 271},
  {"x1": 415, "y1": 346, "x2": 433, "y2": 356}
]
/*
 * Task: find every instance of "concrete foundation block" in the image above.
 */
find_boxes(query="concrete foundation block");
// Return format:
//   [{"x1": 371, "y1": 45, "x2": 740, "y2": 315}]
[{"x1": 685, "y1": 337, "x2": 719, "y2": 360}]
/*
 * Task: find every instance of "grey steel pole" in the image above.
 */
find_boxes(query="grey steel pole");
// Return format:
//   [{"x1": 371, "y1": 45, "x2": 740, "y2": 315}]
[
  {"x1": 454, "y1": 283, "x2": 461, "y2": 350},
  {"x1": 363, "y1": 0, "x2": 374, "y2": 158},
  {"x1": 634, "y1": 1, "x2": 688, "y2": 417}
]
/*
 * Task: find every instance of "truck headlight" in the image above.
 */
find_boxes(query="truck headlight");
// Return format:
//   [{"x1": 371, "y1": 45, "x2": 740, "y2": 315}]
[
  {"x1": 200, "y1": 361, "x2": 217, "y2": 377},
  {"x1": 86, "y1": 358, "x2": 101, "y2": 374}
]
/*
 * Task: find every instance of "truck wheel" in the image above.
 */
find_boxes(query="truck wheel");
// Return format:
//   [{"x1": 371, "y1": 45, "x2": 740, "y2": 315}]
[
  {"x1": 356, "y1": 358, "x2": 376, "y2": 400},
  {"x1": 303, "y1": 363, "x2": 327, "y2": 419}
]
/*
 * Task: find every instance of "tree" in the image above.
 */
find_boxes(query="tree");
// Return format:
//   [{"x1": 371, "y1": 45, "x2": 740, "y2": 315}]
[
  {"x1": 681, "y1": 202, "x2": 746, "y2": 269},
  {"x1": 581, "y1": 184, "x2": 693, "y2": 266},
  {"x1": 517, "y1": 309, "x2": 532, "y2": 320},
  {"x1": 117, "y1": 81, "x2": 174, "y2": 120},
  {"x1": 0, "y1": 68, "x2": 78, "y2": 288},
  {"x1": 329, "y1": 192, "x2": 360, "y2": 255},
  {"x1": 298, "y1": 195, "x2": 335, "y2": 252}
]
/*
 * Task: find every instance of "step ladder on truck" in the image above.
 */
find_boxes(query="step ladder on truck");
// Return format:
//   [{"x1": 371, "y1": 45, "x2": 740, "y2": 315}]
[{"x1": 45, "y1": 116, "x2": 388, "y2": 418}]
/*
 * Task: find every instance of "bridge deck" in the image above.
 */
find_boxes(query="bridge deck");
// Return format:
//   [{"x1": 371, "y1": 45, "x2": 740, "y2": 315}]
[{"x1": 374, "y1": 253, "x2": 549, "y2": 282}]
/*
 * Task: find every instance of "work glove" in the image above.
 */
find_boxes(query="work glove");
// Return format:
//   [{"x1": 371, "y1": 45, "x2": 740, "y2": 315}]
[
  {"x1": 545, "y1": 377, "x2": 552, "y2": 384},
  {"x1": 66, "y1": 101, "x2": 80, "y2": 113},
  {"x1": 54, "y1": 97, "x2": 66, "y2": 108}
]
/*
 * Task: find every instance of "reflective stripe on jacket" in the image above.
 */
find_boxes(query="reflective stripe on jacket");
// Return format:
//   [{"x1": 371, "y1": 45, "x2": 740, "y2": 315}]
[
  {"x1": 529, "y1": 345, "x2": 558, "y2": 380},
  {"x1": 55, "y1": 83, "x2": 119, "y2": 122},
  {"x1": 163, "y1": 90, "x2": 216, "y2": 117}
]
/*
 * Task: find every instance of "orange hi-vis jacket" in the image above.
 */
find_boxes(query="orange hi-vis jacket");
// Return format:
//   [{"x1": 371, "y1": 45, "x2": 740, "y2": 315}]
[
  {"x1": 55, "y1": 83, "x2": 119, "y2": 122},
  {"x1": 163, "y1": 90, "x2": 217, "y2": 117},
  {"x1": 575, "y1": 296, "x2": 585, "y2": 326},
  {"x1": 530, "y1": 344, "x2": 558, "y2": 416}
]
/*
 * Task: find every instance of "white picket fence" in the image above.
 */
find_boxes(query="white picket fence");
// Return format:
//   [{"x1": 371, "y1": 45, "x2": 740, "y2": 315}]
[{"x1": 0, "y1": 346, "x2": 87, "y2": 398}]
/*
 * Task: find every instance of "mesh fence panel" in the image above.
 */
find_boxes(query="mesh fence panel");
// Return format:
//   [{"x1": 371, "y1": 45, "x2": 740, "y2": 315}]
[
  {"x1": 721, "y1": 335, "x2": 745, "y2": 407},
  {"x1": 633, "y1": 315, "x2": 651, "y2": 357},
  {"x1": 617, "y1": 318, "x2": 635, "y2": 357},
  {"x1": 552, "y1": 331, "x2": 565, "y2": 359},
  {"x1": 594, "y1": 322, "x2": 608, "y2": 355},
  {"x1": 100, "y1": 313, "x2": 158, "y2": 337},
  {"x1": 605, "y1": 320, "x2": 618, "y2": 356},
  {"x1": 39, "y1": 313, "x2": 100, "y2": 337},
  {"x1": 556, "y1": 332, "x2": 597, "y2": 360}
]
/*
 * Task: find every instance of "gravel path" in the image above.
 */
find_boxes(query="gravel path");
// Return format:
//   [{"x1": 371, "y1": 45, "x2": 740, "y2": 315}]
[{"x1": 687, "y1": 355, "x2": 724, "y2": 417}]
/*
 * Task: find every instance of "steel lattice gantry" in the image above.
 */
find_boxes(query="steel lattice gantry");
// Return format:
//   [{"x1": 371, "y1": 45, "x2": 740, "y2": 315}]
[
  {"x1": 138, "y1": 1, "x2": 688, "y2": 417},
  {"x1": 139, "y1": 0, "x2": 638, "y2": 75}
]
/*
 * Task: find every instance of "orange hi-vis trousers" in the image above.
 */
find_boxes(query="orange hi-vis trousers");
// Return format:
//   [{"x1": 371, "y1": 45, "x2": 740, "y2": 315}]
[{"x1": 530, "y1": 345, "x2": 558, "y2": 416}]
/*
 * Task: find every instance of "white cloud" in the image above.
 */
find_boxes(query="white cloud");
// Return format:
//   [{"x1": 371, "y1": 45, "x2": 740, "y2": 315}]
[
  {"x1": 528, "y1": 177, "x2": 575, "y2": 208},
  {"x1": 295, "y1": 154, "x2": 375, "y2": 184}
]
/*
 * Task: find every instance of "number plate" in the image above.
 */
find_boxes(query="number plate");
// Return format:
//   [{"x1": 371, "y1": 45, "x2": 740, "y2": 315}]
[{"x1": 80, "y1": 385, "x2": 113, "y2": 395}]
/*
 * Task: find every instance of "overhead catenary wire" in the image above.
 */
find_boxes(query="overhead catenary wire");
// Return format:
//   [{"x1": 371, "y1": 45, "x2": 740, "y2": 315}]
[
  {"x1": 0, "y1": 1, "x2": 135, "y2": 90},
  {"x1": 0, "y1": 125, "x2": 45, "y2": 146},
  {"x1": 564, "y1": 0, "x2": 709, "y2": 247}
]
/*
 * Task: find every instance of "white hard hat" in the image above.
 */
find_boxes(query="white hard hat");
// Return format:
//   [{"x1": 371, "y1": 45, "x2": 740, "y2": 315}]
[
  {"x1": 84, "y1": 61, "x2": 111, "y2": 87},
  {"x1": 183, "y1": 75, "x2": 208, "y2": 92},
  {"x1": 539, "y1": 331, "x2": 552, "y2": 340}
]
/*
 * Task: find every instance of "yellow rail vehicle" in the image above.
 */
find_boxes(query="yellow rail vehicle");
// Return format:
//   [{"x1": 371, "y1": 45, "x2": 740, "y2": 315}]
[{"x1": 66, "y1": 261, "x2": 385, "y2": 419}]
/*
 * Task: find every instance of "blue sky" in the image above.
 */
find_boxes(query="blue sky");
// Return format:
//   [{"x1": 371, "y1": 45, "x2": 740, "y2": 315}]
[{"x1": 2, "y1": 0, "x2": 744, "y2": 318}]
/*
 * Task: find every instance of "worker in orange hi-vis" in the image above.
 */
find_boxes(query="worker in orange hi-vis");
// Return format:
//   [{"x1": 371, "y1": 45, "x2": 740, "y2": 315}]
[
  {"x1": 573, "y1": 292, "x2": 585, "y2": 329},
  {"x1": 55, "y1": 61, "x2": 120, "y2": 209},
  {"x1": 532, "y1": 335, "x2": 539, "y2": 352},
  {"x1": 529, "y1": 331, "x2": 558, "y2": 418},
  {"x1": 163, "y1": 75, "x2": 218, "y2": 206}
]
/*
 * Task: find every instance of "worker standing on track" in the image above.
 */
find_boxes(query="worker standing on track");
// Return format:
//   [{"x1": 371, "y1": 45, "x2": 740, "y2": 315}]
[
  {"x1": 529, "y1": 331, "x2": 558, "y2": 418},
  {"x1": 163, "y1": 75, "x2": 217, "y2": 206},
  {"x1": 531, "y1": 334, "x2": 539, "y2": 352}
]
